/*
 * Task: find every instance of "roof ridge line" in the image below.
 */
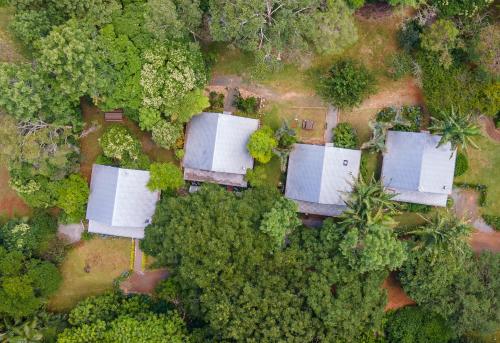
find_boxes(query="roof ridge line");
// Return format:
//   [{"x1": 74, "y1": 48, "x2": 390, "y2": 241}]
[
  {"x1": 110, "y1": 167, "x2": 121, "y2": 226},
  {"x1": 210, "y1": 113, "x2": 222, "y2": 170}
]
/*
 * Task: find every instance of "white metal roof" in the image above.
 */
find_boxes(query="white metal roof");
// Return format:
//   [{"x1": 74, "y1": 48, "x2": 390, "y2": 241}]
[
  {"x1": 382, "y1": 131, "x2": 456, "y2": 206},
  {"x1": 86, "y1": 165, "x2": 159, "y2": 237},
  {"x1": 183, "y1": 112, "x2": 259, "y2": 175},
  {"x1": 285, "y1": 144, "x2": 361, "y2": 207}
]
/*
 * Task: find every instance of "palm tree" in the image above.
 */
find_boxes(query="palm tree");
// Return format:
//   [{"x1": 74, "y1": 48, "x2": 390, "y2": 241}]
[
  {"x1": 340, "y1": 176, "x2": 399, "y2": 229},
  {"x1": 2, "y1": 317, "x2": 43, "y2": 343},
  {"x1": 429, "y1": 108, "x2": 481, "y2": 150},
  {"x1": 406, "y1": 211, "x2": 472, "y2": 264},
  {"x1": 361, "y1": 120, "x2": 393, "y2": 153}
]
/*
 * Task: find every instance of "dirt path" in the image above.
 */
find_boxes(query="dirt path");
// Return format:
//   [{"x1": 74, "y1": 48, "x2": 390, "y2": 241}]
[
  {"x1": 210, "y1": 74, "x2": 325, "y2": 107},
  {"x1": 383, "y1": 272, "x2": 415, "y2": 311},
  {"x1": 451, "y1": 188, "x2": 500, "y2": 252},
  {"x1": 0, "y1": 166, "x2": 30, "y2": 218},
  {"x1": 120, "y1": 269, "x2": 169, "y2": 295},
  {"x1": 479, "y1": 115, "x2": 500, "y2": 142}
]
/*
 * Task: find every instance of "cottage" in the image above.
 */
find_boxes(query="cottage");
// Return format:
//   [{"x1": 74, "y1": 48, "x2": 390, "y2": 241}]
[
  {"x1": 285, "y1": 143, "x2": 361, "y2": 216},
  {"x1": 85, "y1": 164, "x2": 159, "y2": 239},
  {"x1": 381, "y1": 131, "x2": 456, "y2": 207},
  {"x1": 183, "y1": 112, "x2": 259, "y2": 187}
]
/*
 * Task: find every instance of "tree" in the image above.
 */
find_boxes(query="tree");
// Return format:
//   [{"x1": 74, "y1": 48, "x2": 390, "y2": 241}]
[
  {"x1": 142, "y1": 185, "x2": 391, "y2": 341},
  {"x1": 259, "y1": 197, "x2": 301, "y2": 249},
  {"x1": 0, "y1": 212, "x2": 58, "y2": 257},
  {"x1": 55, "y1": 174, "x2": 90, "y2": 223},
  {"x1": 398, "y1": 213, "x2": 499, "y2": 335},
  {"x1": 384, "y1": 307, "x2": 454, "y2": 343},
  {"x1": 209, "y1": 0, "x2": 357, "y2": 62},
  {"x1": 0, "y1": 246, "x2": 61, "y2": 319},
  {"x1": 247, "y1": 126, "x2": 277, "y2": 164},
  {"x1": 99, "y1": 126, "x2": 141, "y2": 163},
  {"x1": 332, "y1": 122, "x2": 358, "y2": 148},
  {"x1": 420, "y1": 19, "x2": 460, "y2": 69},
  {"x1": 58, "y1": 292, "x2": 189, "y2": 343},
  {"x1": 140, "y1": 42, "x2": 207, "y2": 119},
  {"x1": 336, "y1": 178, "x2": 406, "y2": 273},
  {"x1": 147, "y1": 162, "x2": 184, "y2": 191},
  {"x1": 319, "y1": 59, "x2": 376, "y2": 109},
  {"x1": 10, "y1": 9, "x2": 52, "y2": 46},
  {"x1": 475, "y1": 24, "x2": 499, "y2": 77},
  {"x1": 151, "y1": 121, "x2": 183, "y2": 149},
  {"x1": 144, "y1": 0, "x2": 202, "y2": 41},
  {"x1": 429, "y1": 108, "x2": 481, "y2": 150},
  {"x1": 429, "y1": 0, "x2": 493, "y2": 17},
  {"x1": 35, "y1": 19, "x2": 106, "y2": 102},
  {"x1": 244, "y1": 165, "x2": 269, "y2": 188}
]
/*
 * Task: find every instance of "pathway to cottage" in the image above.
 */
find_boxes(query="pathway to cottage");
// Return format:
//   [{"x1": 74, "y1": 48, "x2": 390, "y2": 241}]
[
  {"x1": 479, "y1": 115, "x2": 500, "y2": 142},
  {"x1": 120, "y1": 239, "x2": 169, "y2": 295},
  {"x1": 451, "y1": 189, "x2": 500, "y2": 253}
]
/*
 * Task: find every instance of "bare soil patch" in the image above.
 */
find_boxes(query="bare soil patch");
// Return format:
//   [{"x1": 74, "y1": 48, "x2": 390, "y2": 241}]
[
  {"x1": 121, "y1": 269, "x2": 169, "y2": 295},
  {"x1": 479, "y1": 115, "x2": 500, "y2": 142},
  {"x1": 383, "y1": 272, "x2": 415, "y2": 311},
  {"x1": 356, "y1": 2, "x2": 393, "y2": 20},
  {"x1": 0, "y1": 166, "x2": 31, "y2": 219}
]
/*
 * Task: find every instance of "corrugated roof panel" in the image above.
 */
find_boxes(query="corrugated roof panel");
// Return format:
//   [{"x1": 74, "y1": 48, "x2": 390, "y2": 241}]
[
  {"x1": 111, "y1": 168, "x2": 159, "y2": 227},
  {"x1": 285, "y1": 144, "x2": 324, "y2": 203},
  {"x1": 212, "y1": 114, "x2": 259, "y2": 174},
  {"x1": 319, "y1": 147, "x2": 361, "y2": 205},
  {"x1": 183, "y1": 112, "x2": 219, "y2": 171},
  {"x1": 86, "y1": 164, "x2": 119, "y2": 226}
]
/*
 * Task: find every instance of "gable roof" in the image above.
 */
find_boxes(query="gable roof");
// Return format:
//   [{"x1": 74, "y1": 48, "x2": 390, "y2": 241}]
[
  {"x1": 382, "y1": 131, "x2": 456, "y2": 199},
  {"x1": 285, "y1": 144, "x2": 361, "y2": 206},
  {"x1": 86, "y1": 165, "x2": 159, "y2": 229},
  {"x1": 183, "y1": 112, "x2": 259, "y2": 175}
]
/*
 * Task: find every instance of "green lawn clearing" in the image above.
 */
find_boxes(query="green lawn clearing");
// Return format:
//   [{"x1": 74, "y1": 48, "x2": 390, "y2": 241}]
[
  {"x1": 0, "y1": 6, "x2": 27, "y2": 63},
  {"x1": 48, "y1": 237, "x2": 131, "y2": 312},
  {"x1": 455, "y1": 136, "x2": 500, "y2": 216}
]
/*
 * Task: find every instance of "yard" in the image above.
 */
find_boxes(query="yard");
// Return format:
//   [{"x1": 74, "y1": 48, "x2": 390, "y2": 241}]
[
  {"x1": 48, "y1": 237, "x2": 131, "y2": 312},
  {"x1": 80, "y1": 100, "x2": 177, "y2": 180},
  {"x1": 455, "y1": 136, "x2": 500, "y2": 217}
]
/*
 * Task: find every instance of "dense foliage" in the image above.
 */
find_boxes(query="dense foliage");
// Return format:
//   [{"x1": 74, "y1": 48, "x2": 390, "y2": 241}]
[
  {"x1": 384, "y1": 307, "x2": 454, "y2": 343},
  {"x1": 147, "y1": 162, "x2": 184, "y2": 192},
  {"x1": 58, "y1": 292, "x2": 189, "y2": 343},
  {"x1": 209, "y1": 0, "x2": 357, "y2": 63},
  {"x1": 399, "y1": 213, "x2": 499, "y2": 336},
  {"x1": 332, "y1": 122, "x2": 358, "y2": 148},
  {"x1": 319, "y1": 59, "x2": 376, "y2": 109},
  {"x1": 454, "y1": 152, "x2": 469, "y2": 177},
  {"x1": 142, "y1": 185, "x2": 393, "y2": 341}
]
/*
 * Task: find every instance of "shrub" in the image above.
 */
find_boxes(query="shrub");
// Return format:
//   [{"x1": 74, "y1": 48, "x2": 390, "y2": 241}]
[
  {"x1": 99, "y1": 126, "x2": 141, "y2": 163},
  {"x1": 387, "y1": 52, "x2": 414, "y2": 80},
  {"x1": 482, "y1": 215, "x2": 500, "y2": 231},
  {"x1": 397, "y1": 19, "x2": 422, "y2": 52},
  {"x1": 175, "y1": 148, "x2": 185, "y2": 160},
  {"x1": 385, "y1": 307, "x2": 454, "y2": 343},
  {"x1": 234, "y1": 93, "x2": 260, "y2": 115},
  {"x1": 56, "y1": 174, "x2": 90, "y2": 223},
  {"x1": 151, "y1": 121, "x2": 184, "y2": 149},
  {"x1": 420, "y1": 19, "x2": 460, "y2": 69},
  {"x1": 245, "y1": 165, "x2": 268, "y2": 188},
  {"x1": 318, "y1": 59, "x2": 376, "y2": 109},
  {"x1": 376, "y1": 106, "x2": 422, "y2": 132},
  {"x1": 147, "y1": 162, "x2": 184, "y2": 191},
  {"x1": 208, "y1": 91, "x2": 225, "y2": 112},
  {"x1": 454, "y1": 182, "x2": 488, "y2": 206},
  {"x1": 332, "y1": 123, "x2": 358, "y2": 149},
  {"x1": 376, "y1": 107, "x2": 397, "y2": 123},
  {"x1": 247, "y1": 126, "x2": 277, "y2": 164},
  {"x1": 454, "y1": 152, "x2": 469, "y2": 177}
]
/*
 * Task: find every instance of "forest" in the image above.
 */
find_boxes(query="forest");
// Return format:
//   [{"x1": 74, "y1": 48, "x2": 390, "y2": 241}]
[{"x1": 0, "y1": 0, "x2": 498, "y2": 342}]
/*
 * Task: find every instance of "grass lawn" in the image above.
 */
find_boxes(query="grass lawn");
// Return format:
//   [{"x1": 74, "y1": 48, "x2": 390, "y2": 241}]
[
  {"x1": 257, "y1": 156, "x2": 283, "y2": 188},
  {"x1": 0, "y1": 6, "x2": 27, "y2": 63},
  {"x1": 48, "y1": 237, "x2": 131, "y2": 312},
  {"x1": 455, "y1": 136, "x2": 500, "y2": 216}
]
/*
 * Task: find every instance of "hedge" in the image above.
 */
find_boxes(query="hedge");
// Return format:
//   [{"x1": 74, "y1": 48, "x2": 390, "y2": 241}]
[
  {"x1": 454, "y1": 182, "x2": 488, "y2": 206},
  {"x1": 482, "y1": 215, "x2": 500, "y2": 231},
  {"x1": 454, "y1": 152, "x2": 468, "y2": 177}
]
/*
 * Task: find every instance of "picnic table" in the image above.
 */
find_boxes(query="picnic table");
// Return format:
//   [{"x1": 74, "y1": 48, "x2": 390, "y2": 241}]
[
  {"x1": 104, "y1": 109, "x2": 124, "y2": 122},
  {"x1": 302, "y1": 119, "x2": 315, "y2": 130}
]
